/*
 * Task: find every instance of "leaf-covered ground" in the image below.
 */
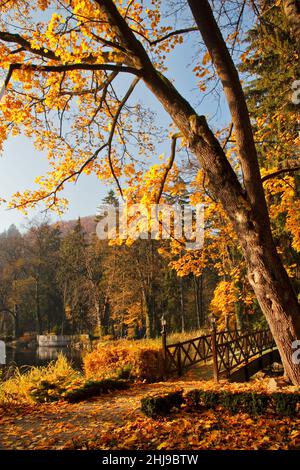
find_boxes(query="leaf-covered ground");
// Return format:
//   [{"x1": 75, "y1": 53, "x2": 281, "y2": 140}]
[{"x1": 1, "y1": 375, "x2": 300, "y2": 450}]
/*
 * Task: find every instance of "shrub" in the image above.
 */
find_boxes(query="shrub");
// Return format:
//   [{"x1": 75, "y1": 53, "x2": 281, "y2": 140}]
[
  {"x1": 63, "y1": 378, "x2": 129, "y2": 402},
  {"x1": 220, "y1": 391, "x2": 269, "y2": 415},
  {"x1": 0, "y1": 354, "x2": 131, "y2": 405},
  {"x1": 198, "y1": 390, "x2": 220, "y2": 409},
  {"x1": 271, "y1": 393, "x2": 300, "y2": 417},
  {"x1": 184, "y1": 389, "x2": 299, "y2": 417},
  {"x1": 249, "y1": 393, "x2": 270, "y2": 415},
  {"x1": 185, "y1": 389, "x2": 201, "y2": 409},
  {"x1": 29, "y1": 378, "x2": 67, "y2": 403},
  {"x1": 83, "y1": 342, "x2": 164, "y2": 382},
  {"x1": 219, "y1": 391, "x2": 244, "y2": 414},
  {"x1": 0, "y1": 354, "x2": 79, "y2": 405},
  {"x1": 141, "y1": 390, "x2": 183, "y2": 418}
]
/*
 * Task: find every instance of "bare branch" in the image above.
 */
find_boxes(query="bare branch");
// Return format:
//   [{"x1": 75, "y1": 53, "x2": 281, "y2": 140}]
[
  {"x1": 262, "y1": 162, "x2": 300, "y2": 182},
  {"x1": 11, "y1": 143, "x2": 109, "y2": 211},
  {"x1": 222, "y1": 122, "x2": 234, "y2": 150},
  {"x1": 150, "y1": 27, "x2": 198, "y2": 46},
  {"x1": 156, "y1": 134, "x2": 179, "y2": 204},
  {"x1": 131, "y1": 26, "x2": 198, "y2": 46},
  {"x1": 106, "y1": 76, "x2": 141, "y2": 199},
  {"x1": 1, "y1": 62, "x2": 141, "y2": 99}
]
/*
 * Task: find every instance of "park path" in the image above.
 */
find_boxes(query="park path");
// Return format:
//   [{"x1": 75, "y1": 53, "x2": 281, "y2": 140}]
[{"x1": 0, "y1": 366, "x2": 212, "y2": 450}]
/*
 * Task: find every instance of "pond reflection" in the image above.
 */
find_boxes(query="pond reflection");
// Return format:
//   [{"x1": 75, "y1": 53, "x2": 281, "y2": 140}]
[{"x1": 5, "y1": 344, "x2": 83, "y2": 370}]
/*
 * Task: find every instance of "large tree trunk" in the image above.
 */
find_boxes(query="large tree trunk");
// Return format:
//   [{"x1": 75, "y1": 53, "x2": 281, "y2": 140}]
[
  {"x1": 95, "y1": 0, "x2": 300, "y2": 384},
  {"x1": 142, "y1": 58, "x2": 300, "y2": 384},
  {"x1": 283, "y1": 0, "x2": 300, "y2": 53}
]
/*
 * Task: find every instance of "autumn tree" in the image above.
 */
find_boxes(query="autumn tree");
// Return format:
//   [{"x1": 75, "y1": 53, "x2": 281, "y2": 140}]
[
  {"x1": 240, "y1": 0, "x2": 300, "y2": 295},
  {"x1": 0, "y1": 225, "x2": 26, "y2": 338},
  {"x1": 0, "y1": 1, "x2": 299, "y2": 383},
  {"x1": 26, "y1": 219, "x2": 63, "y2": 333},
  {"x1": 58, "y1": 218, "x2": 93, "y2": 333}
]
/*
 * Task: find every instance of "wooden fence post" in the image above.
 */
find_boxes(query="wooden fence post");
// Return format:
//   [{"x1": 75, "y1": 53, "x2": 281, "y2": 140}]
[
  {"x1": 244, "y1": 334, "x2": 249, "y2": 381},
  {"x1": 177, "y1": 344, "x2": 182, "y2": 377},
  {"x1": 211, "y1": 319, "x2": 219, "y2": 382},
  {"x1": 161, "y1": 318, "x2": 167, "y2": 358}
]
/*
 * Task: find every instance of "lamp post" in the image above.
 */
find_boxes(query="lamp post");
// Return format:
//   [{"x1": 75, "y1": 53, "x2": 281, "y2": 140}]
[
  {"x1": 211, "y1": 315, "x2": 219, "y2": 382},
  {"x1": 161, "y1": 315, "x2": 167, "y2": 361},
  {"x1": 0, "y1": 340, "x2": 6, "y2": 380}
]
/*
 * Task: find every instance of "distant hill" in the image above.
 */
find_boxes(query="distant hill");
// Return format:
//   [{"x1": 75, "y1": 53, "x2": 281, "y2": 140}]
[{"x1": 54, "y1": 215, "x2": 97, "y2": 238}]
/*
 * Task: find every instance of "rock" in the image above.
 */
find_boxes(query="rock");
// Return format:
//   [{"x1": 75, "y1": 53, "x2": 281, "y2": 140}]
[
  {"x1": 253, "y1": 371, "x2": 266, "y2": 380},
  {"x1": 267, "y1": 377, "x2": 291, "y2": 391}
]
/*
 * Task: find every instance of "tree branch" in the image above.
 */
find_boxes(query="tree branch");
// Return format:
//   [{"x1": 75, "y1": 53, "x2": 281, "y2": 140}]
[
  {"x1": 156, "y1": 134, "x2": 179, "y2": 204},
  {"x1": 262, "y1": 165, "x2": 300, "y2": 182},
  {"x1": 106, "y1": 76, "x2": 140, "y2": 199},
  {"x1": 0, "y1": 307, "x2": 15, "y2": 318},
  {"x1": 0, "y1": 31, "x2": 58, "y2": 61},
  {"x1": 222, "y1": 122, "x2": 234, "y2": 150},
  {"x1": 93, "y1": 0, "x2": 152, "y2": 69},
  {"x1": 0, "y1": 30, "x2": 110, "y2": 64},
  {"x1": 93, "y1": 0, "x2": 246, "y2": 219},
  {"x1": 11, "y1": 143, "x2": 109, "y2": 211},
  {"x1": 1, "y1": 62, "x2": 140, "y2": 99},
  {"x1": 131, "y1": 26, "x2": 199, "y2": 46},
  {"x1": 10, "y1": 78, "x2": 140, "y2": 209}
]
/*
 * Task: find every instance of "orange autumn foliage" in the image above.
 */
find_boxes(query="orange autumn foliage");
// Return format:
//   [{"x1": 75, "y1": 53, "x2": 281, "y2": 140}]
[{"x1": 83, "y1": 342, "x2": 164, "y2": 382}]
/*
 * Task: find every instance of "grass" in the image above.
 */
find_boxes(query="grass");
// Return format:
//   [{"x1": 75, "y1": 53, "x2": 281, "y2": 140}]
[
  {"x1": 0, "y1": 330, "x2": 208, "y2": 406},
  {"x1": 0, "y1": 354, "x2": 80, "y2": 405},
  {"x1": 93, "y1": 329, "x2": 208, "y2": 349}
]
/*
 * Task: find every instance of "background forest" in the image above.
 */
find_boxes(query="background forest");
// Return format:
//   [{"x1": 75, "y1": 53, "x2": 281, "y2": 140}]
[
  {"x1": 0, "y1": 1, "x2": 299, "y2": 341},
  {"x1": 0, "y1": 201, "x2": 218, "y2": 340}
]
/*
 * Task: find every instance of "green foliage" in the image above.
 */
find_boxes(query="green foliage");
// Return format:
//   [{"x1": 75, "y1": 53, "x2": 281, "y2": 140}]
[
  {"x1": 220, "y1": 391, "x2": 269, "y2": 415},
  {"x1": 183, "y1": 389, "x2": 300, "y2": 417},
  {"x1": 198, "y1": 390, "x2": 220, "y2": 409},
  {"x1": 141, "y1": 390, "x2": 183, "y2": 418},
  {"x1": 29, "y1": 378, "x2": 67, "y2": 403},
  {"x1": 185, "y1": 389, "x2": 201, "y2": 409},
  {"x1": 63, "y1": 378, "x2": 129, "y2": 403},
  {"x1": 272, "y1": 393, "x2": 299, "y2": 417},
  {"x1": 0, "y1": 354, "x2": 79, "y2": 405}
]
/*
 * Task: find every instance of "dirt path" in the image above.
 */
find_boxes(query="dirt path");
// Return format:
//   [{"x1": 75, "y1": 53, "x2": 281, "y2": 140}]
[{"x1": 0, "y1": 377, "x2": 205, "y2": 450}]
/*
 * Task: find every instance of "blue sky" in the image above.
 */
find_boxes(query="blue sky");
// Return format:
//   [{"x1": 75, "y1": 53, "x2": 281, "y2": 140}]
[{"x1": 0, "y1": 28, "x2": 230, "y2": 233}]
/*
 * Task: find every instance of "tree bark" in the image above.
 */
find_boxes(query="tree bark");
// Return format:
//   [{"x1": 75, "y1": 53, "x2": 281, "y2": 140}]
[
  {"x1": 142, "y1": 289, "x2": 153, "y2": 338},
  {"x1": 193, "y1": 275, "x2": 201, "y2": 329},
  {"x1": 180, "y1": 277, "x2": 185, "y2": 333},
  {"x1": 194, "y1": 275, "x2": 204, "y2": 328},
  {"x1": 283, "y1": 0, "x2": 300, "y2": 53},
  {"x1": 35, "y1": 278, "x2": 42, "y2": 335}
]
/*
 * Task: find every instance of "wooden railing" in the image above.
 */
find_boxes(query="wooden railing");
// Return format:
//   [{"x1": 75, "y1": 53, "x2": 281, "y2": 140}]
[
  {"x1": 213, "y1": 328, "x2": 276, "y2": 380},
  {"x1": 164, "y1": 333, "x2": 213, "y2": 376},
  {"x1": 162, "y1": 326, "x2": 277, "y2": 381}
]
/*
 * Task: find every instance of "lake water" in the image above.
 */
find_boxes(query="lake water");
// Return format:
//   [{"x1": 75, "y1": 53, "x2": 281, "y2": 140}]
[{"x1": 4, "y1": 345, "x2": 83, "y2": 371}]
